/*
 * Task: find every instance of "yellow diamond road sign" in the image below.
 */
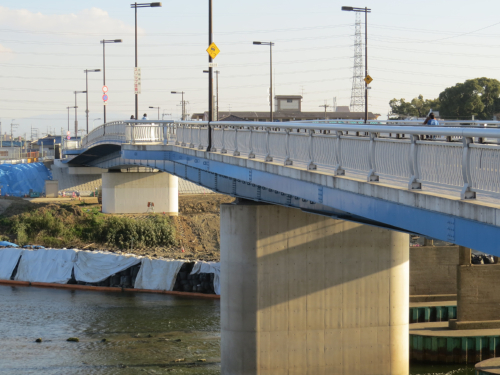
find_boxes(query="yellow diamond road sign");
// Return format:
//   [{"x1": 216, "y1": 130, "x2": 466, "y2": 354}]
[
  {"x1": 207, "y1": 42, "x2": 220, "y2": 59},
  {"x1": 364, "y1": 75, "x2": 373, "y2": 84}
]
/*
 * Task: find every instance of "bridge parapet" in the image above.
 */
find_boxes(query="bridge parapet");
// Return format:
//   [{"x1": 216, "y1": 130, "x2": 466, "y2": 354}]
[{"x1": 79, "y1": 120, "x2": 500, "y2": 202}]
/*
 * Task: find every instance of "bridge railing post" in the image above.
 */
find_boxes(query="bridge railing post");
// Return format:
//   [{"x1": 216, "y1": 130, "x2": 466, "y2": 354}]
[
  {"x1": 284, "y1": 129, "x2": 292, "y2": 166},
  {"x1": 307, "y1": 129, "x2": 317, "y2": 170},
  {"x1": 233, "y1": 126, "x2": 240, "y2": 156},
  {"x1": 408, "y1": 134, "x2": 422, "y2": 190},
  {"x1": 367, "y1": 132, "x2": 379, "y2": 182},
  {"x1": 265, "y1": 127, "x2": 273, "y2": 162},
  {"x1": 461, "y1": 136, "x2": 477, "y2": 199},
  {"x1": 163, "y1": 124, "x2": 168, "y2": 145},
  {"x1": 221, "y1": 126, "x2": 227, "y2": 154},
  {"x1": 334, "y1": 130, "x2": 345, "y2": 176},
  {"x1": 248, "y1": 126, "x2": 255, "y2": 159},
  {"x1": 189, "y1": 124, "x2": 194, "y2": 148}
]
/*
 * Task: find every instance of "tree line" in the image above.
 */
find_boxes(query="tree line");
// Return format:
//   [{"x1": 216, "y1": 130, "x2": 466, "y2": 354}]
[{"x1": 389, "y1": 77, "x2": 500, "y2": 120}]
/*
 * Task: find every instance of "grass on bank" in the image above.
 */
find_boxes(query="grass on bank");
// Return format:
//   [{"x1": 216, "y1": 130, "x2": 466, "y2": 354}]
[{"x1": 0, "y1": 203, "x2": 177, "y2": 249}]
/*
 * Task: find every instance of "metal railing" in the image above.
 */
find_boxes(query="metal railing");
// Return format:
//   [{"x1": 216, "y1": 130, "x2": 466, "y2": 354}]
[{"x1": 78, "y1": 119, "x2": 500, "y2": 200}]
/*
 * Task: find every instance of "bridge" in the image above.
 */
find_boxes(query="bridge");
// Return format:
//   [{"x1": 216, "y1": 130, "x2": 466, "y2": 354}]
[{"x1": 64, "y1": 119, "x2": 500, "y2": 375}]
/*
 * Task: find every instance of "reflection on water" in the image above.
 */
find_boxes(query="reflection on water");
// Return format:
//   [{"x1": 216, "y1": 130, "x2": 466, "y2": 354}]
[
  {"x1": 0, "y1": 285, "x2": 479, "y2": 375},
  {"x1": 0, "y1": 285, "x2": 220, "y2": 374}
]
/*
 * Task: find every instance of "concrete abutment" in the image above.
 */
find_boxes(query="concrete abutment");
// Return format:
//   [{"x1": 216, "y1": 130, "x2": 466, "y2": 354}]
[
  {"x1": 102, "y1": 171, "x2": 178, "y2": 215},
  {"x1": 220, "y1": 202, "x2": 409, "y2": 375}
]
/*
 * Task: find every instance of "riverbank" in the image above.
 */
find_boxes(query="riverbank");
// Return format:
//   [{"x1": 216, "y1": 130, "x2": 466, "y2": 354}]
[{"x1": 0, "y1": 194, "x2": 232, "y2": 261}]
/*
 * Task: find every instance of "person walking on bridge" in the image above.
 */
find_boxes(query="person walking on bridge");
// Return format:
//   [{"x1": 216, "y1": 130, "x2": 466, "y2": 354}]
[{"x1": 142, "y1": 113, "x2": 148, "y2": 120}]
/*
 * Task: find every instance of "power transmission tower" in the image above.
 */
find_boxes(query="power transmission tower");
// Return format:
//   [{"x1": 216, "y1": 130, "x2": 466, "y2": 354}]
[
  {"x1": 319, "y1": 100, "x2": 331, "y2": 119},
  {"x1": 350, "y1": 12, "x2": 365, "y2": 112}
]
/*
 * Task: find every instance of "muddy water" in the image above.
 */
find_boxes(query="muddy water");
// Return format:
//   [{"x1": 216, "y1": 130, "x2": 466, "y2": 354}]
[
  {"x1": 0, "y1": 285, "x2": 220, "y2": 374},
  {"x1": 0, "y1": 285, "x2": 478, "y2": 375}
]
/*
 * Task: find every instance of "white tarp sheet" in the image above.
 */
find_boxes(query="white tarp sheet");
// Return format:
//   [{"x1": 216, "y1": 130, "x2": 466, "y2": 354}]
[
  {"x1": 74, "y1": 251, "x2": 141, "y2": 283},
  {"x1": 190, "y1": 261, "x2": 221, "y2": 295},
  {"x1": 134, "y1": 258, "x2": 184, "y2": 291},
  {"x1": 0, "y1": 248, "x2": 24, "y2": 280},
  {"x1": 15, "y1": 249, "x2": 78, "y2": 284}
]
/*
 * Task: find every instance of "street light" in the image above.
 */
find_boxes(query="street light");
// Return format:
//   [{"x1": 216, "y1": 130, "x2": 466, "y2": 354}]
[
  {"x1": 92, "y1": 118, "x2": 102, "y2": 130},
  {"x1": 342, "y1": 5, "x2": 371, "y2": 124},
  {"x1": 149, "y1": 106, "x2": 160, "y2": 120},
  {"x1": 74, "y1": 91, "x2": 87, "y2": 138},
  {"x1": 130, "y1": 2, "x2": 162, "y2": 120},
  {"x1": 100, "y1": 39, "x2": 122, "y2": 123},
  {"x1": 171, "y1": 91, "x2": 186, "y2": 120},
  {"x1": 253, "y1": 41, "x2": 275, "y2": 122},
  {"x1": 84, "y1": 69, "x2": 101, "y2": 135}
]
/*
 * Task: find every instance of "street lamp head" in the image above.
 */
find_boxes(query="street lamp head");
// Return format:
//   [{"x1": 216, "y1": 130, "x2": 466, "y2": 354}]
[
  {"x1": 253, "y1": 41, "x2": 262, "y2": 45},
  {"x1": 171, "y1": 91, "x2": 178, "y2": 94},
  {"x1": 341, "y1": 6, "x2": 354, "y2": 11},
  {"x1": 114, "y1": 39, "x2": 122, "y2": 43},
  {"x1": 150, "y1": 2, "x2": 162, "y2": 7},
  {"x1": 203, "y1": 70, "x2": 209, "y2": 73}
]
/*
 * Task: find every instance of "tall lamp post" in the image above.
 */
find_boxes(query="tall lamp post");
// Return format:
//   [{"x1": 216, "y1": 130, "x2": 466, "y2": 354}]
[
  {"x1": 74, "y1": 91, "x2": 87, "y2": 138},
  {"x1": 130, "y1": 2, "x2": 162, "y2": 120},
  {"x1": 253, "y1": 41, "x2": 275, "y2": 122},
  {"x1": 84, "y1": 69, "x2": 101, "y2": 135},
  {"x1": 149, "y1": 106, "x2": 160, "y2": 120},
  {"x1": 342, "y1": 6, "x2": 371, "y2": 124},
  {"x1": 205, "y1": 69, "x2": 220, "y2": 121},
  {"x1": 171, "y1": 91, "x2": 185, "y2": 120},
  {"x1": 100, "y1": 39, "x2": 122, "y2": 124}
]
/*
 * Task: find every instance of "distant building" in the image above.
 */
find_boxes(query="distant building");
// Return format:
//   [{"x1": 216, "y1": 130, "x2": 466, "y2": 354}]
[{"x1": 192, "y1": 95, "x2": 380, "y2": 122}]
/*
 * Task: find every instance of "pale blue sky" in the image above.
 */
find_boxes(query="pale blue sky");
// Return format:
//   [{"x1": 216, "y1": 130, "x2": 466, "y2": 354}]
[{"x1": 1, "y1": 0, "x2": 500, "y2": 137}]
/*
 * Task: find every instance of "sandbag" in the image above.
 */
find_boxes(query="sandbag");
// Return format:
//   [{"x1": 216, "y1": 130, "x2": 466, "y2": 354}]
[
  {"x1": 134, "y1": 258, "x2": 184, "y2": 291},
  {"x1": 190, "y1": 261, "x2": 220, "y2": 295},
  {"x1": 15, "y1": 249, "x2": 77, "y2": 284},
  {"x1": 74, "y1": 251, "x2": 141, "y2": 283},
  {"x1": 0, "y1": 248, "x2": 24, "y2": 279}
]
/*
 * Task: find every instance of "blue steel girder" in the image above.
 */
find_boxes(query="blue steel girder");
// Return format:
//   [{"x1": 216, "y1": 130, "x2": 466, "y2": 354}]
[{"x1": 79, "y1": 145, "x2": 500, "y2": 255}]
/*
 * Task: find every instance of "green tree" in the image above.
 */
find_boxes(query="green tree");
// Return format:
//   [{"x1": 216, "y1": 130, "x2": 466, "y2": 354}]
[
  {"x1": 439, "y1": 77, "x2": 500, "y2": 120},
  {"x1": 389, "y1": 95, "x2": 439, "y2": 119}
]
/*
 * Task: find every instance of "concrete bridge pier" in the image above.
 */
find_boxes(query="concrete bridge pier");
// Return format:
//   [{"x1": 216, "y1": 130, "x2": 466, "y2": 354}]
[
  {"x1": 102, "y1": 171, "x2": 178, "y2": 215},
  {"x1": 220, "y1": 202, "x2": 409, "y2": 375}
]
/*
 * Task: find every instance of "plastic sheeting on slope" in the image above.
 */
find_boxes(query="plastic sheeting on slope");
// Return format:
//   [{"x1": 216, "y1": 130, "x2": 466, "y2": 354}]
[
  {"x1": 15, "y1": 249, "x2": 77, "y2": 283},
  {"x1": 0, "y1": 241, "x2": 19, "y2": 247},
  {"x1": 134, "y1": 258, "x2": 184, "y2": 291},
  {"x1": 190, "y1": 261, "x2": 221, "y2": 295},
  {"x1": 0, "y1": 248, "x2": 23, "y2": 280},
  {"x1": 74, "y1": 251, "x2": 141, "y2": 283},
  {"x1": 0, "y1": 162, "x2": 52, "y2": 197}
]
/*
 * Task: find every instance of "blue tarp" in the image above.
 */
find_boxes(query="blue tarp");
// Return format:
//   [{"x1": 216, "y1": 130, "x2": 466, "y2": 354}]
[
  {"x1": 0, "y1": 162, "x2": 52, "y2": 197},
  {"x1": 0, "y1": 241, "x2": 19, "y2": 247}
]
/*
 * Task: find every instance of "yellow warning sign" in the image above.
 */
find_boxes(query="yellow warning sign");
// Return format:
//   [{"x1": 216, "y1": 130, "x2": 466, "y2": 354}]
[
  {"x1": 364, "y1": 75, "x2": 373, "y2": 84},
  {"x1": 206, "y1": 42, "x2": 220, "y2": 59}
]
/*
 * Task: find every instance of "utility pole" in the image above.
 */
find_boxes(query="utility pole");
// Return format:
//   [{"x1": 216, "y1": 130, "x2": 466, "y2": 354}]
[
  {"x1": 215, "y1": 70, "x2": 220, "y2": 121},
  {"x1": 319, "y1": 101, "x2": 331, "y2": 120}
]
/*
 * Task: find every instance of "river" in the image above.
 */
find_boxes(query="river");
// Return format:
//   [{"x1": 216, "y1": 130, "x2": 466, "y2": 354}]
[{"x1": 0, "y1": 285, "x2": 476, "y2": 374}]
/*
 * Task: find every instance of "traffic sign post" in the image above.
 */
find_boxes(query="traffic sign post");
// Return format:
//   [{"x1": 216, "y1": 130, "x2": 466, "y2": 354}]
[
  {"x1": 364, "y1": 75, "x2": 373, "y2": 85},
  {"x1": 102, "y1": 94, "x2": 108, "y2": 102},
  {"x1": 206, "y1": 42, "x2": 220, "y2": 59},
  {"x1": 102, "y1": 86, "x2": 108, "y2": 93}
]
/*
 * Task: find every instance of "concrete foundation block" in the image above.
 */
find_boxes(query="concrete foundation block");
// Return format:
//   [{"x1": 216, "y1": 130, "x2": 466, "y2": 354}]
[
  {"x1": 220, "y1": 202, "x2": 409, "y2": 375},
  {"x1": 102, "y1": 171, "x2": 178, "y2": 215},
  {"x1": 45, "y1": 180, "x2": 58, "y2": 198}
]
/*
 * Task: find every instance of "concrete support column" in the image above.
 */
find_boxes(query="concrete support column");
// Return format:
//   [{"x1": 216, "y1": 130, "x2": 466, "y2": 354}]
[
  {"x1": 102, "y1": 171, "x2": 178, "y2": 215},
  {"x1": 221, "y1": 202, "x2": 409, "y2": 375}
]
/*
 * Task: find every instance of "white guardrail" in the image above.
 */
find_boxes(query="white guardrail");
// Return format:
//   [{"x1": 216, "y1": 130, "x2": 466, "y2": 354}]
[{"x1": 77, "y1": 119, "x2": 500, "y2": 200}]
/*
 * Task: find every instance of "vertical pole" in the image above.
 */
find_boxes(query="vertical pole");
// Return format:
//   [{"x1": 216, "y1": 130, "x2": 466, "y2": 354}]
[
  {"x1": 207, "y1": 0, "x2": 213, "y2": 151},
  {"x1": 67, "y1": 107, "x2": 70, "y2": 132},
  {"x1": 158, "y1": 107, "x2": 160, "y2": 120},
  {"x1": 74, "y1": 93, "x2": 78, "y2": 138},
  {"x1": 85, "y1": 71, "x2": 89, "y2": 134},
  {"x1": 103, "y1": 41, "x2": 107, "y2": 123},
  {"x1": 135, "y1": 3, "x2": 139, "y2": 121},
  {"x1": 364, "y1": 8, "x2": 368, "y2": 124},
  {"x1": 270, "y1": 43, "x2": 273, "y2": 122},
  {"x1": 216, "y1": 71, "x2": 219, "y2": 121},
  {"x1": 182, "y1": 92, "x2": 185, "y2": 121}
]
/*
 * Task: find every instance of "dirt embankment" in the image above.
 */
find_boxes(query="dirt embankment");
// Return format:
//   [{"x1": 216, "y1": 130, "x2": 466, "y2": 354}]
[{"x1": 0, "y1": 194, "x2": 233, "y2": 261}]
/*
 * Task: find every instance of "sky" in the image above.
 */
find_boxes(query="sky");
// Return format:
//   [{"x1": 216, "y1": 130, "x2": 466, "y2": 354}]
[{"x1": 1, "y1": 0, "x2": 500, "y2": 138}]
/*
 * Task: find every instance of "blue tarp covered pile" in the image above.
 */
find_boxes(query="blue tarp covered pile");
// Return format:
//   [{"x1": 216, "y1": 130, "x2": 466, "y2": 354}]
[{"x1": 0, "y1": 163, "x2": 52, "y2": 197}]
